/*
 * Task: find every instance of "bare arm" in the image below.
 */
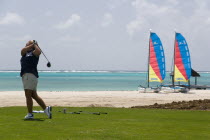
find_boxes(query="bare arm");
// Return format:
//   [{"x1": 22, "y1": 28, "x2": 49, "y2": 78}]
[
  {"x1": 21, "y1": 44, "x2": 34, "y2": 56},
  {"x1": 21, "y1": 43, "x2": 41, "y2": 57},
  {"x1": 33, "y1": 44, "x2": 41, "y2": 57}
]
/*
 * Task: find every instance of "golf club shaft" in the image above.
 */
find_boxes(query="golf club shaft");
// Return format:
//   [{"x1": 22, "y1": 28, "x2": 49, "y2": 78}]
[{"x1": 36, "y1": 44, "x2": 50, "y2": 62}]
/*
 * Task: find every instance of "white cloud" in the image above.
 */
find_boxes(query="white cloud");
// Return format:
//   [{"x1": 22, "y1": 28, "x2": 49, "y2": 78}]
[
  {"x1": 126, "y1": 20, "x2": 143, "y2": 36},
  {"x1": 0, "y1": 12, "x2": 25, "y2": 25},
  {"x1": 55, "y1": 14, "x2": 81, "y2": 29},
  {"x1": 101, "y1": 13, "x2": 113, "y2": 27},
  {"x1": 126, "y1": 0, "x2": 210, "y2": 70},
  {"x1": 127, "y1": 0, "x2": 210, "y2": 36},
  {"x1": 127, "y1": 0, "x2": 175, "y2": 35}
]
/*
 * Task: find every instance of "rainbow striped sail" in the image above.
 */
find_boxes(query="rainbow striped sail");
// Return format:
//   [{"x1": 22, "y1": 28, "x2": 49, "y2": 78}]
[
  {"x1": 148, "y1": 32, "x2": 166, "y2": 83},
  {"x1": 174, "y1": 33, "x2": 191, "y2": 82}
]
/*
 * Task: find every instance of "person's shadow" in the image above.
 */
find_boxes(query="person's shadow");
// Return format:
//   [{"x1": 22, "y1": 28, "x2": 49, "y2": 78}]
[{"x1": 23, "y1": 118, "x2": 46, "y2": 121}]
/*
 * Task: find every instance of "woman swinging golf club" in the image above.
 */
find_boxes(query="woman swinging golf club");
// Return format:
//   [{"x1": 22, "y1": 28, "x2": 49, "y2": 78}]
[{"x1": 20, "y1": 40, "x2": 52, "y2": 119}]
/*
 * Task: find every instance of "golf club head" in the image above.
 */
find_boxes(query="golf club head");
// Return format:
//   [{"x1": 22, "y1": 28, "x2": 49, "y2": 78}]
[{"x1": 47, "y1": 62, "x2": 51, "y2": 67}]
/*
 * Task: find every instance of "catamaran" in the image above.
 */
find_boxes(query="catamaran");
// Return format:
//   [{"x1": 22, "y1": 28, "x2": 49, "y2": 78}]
[
  {"x1": 168, "y1": 32, "x2": 192, "y2": 93},
  {"x1": 139, "y1": 31, "x2": 208, "y2": 93},
  {"x1": 173, "y1": 32, "x2": 191, "y2": 83},
  {"x1": 139, "y1": 31, "x2": 166, "y2": 93}
]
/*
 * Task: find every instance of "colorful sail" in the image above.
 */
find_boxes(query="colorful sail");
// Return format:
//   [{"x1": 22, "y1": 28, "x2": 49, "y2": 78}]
[
  {"x1": 174, "y1": 33, "x2": 191, "y2": 82},
  {"x1": 148, "y1": 32, "x2": 166, "y2": 83}
]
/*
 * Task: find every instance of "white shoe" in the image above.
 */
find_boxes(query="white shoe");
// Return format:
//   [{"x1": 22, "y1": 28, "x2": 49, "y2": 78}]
[
  {"x1": 24, "y1": 113, "x2": 34, "y2": 119},
  {"x1": 44, "y1": 106, "x2": 52, "y2": 119}
]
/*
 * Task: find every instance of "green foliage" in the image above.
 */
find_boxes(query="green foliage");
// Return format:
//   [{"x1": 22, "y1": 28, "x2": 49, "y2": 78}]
[{"x1": 0, "y1": 107, "x2": 210, "y2": 140}]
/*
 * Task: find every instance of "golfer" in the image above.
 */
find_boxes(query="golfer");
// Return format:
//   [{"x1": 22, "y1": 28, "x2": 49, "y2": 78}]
[{"x1": 20, "y1": 40, "x2": 52, "y2": 119}]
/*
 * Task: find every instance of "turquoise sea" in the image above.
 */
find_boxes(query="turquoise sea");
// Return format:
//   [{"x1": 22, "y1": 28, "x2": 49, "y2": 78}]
[{"x1": 0, "y1": 71, "x2": 210, "y2": 91}]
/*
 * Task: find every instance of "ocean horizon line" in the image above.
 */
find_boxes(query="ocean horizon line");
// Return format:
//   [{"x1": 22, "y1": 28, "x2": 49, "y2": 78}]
[
  {"x1": 0, "y1": 70, "x2": 210, "y2": 73},
  {"x1": 0, "y1": 70, "x2": 146, "y2": 73}
]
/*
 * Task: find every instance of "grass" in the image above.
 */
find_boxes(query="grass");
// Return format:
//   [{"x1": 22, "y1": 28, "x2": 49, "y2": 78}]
[{"x1": 0, "y1": 107, "x2": 210, "y2": 140}]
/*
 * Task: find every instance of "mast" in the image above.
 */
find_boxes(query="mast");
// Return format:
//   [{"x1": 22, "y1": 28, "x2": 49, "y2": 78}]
[
  {"x1": 147, "y1": 30, "x2": 152, "y2": 88},
  {"x1": 172, "y1": 31, "x2": 176, "y2": 87}
]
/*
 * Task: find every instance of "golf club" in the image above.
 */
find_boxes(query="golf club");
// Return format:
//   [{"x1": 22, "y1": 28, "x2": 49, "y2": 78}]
[
  {"x1": 78, "y1": 111, "x2": 100, "y2": 115},
  {"x1": 33, "y1": 40, "x2": 51, "y2": 67},
  {"x1": 58, "y1": 108, "x2": 108, "y2": 115},
  {"x1": 58, "y1": 109, "x2": 80, "y2": 114}
]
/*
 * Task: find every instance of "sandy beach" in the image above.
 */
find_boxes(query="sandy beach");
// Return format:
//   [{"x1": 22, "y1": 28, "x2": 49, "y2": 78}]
[{"x1": 0, "y1": 90, "x2": 210, "y2": 108}]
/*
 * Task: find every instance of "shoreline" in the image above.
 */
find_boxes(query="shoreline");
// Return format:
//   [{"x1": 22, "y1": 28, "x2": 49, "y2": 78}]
[{"x1": 1, "y1": 90, "x2": 210, "y2": 108}]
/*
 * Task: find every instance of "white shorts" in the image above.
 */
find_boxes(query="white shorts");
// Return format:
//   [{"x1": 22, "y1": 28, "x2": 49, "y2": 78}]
[{"x1": 22, "y1": 73, "x2": 38, "y2": 91}]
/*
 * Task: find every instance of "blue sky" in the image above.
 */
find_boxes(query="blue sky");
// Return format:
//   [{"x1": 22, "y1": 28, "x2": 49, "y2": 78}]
[{"x1": 1, "y1": 0, "x2": 210, "y2": 71}]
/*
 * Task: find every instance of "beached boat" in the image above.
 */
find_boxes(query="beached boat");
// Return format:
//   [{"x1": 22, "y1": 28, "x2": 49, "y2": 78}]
[
  {"x1": 169, "y1": 32, "x2": 191, "y2": 93},
  {"x1": 139, "y1": 31, "x2": 166, "y2": 93},
  {"x1": 139, "y1": 31, "x2": 209, "y2": 92},
  {"x1": 173, "y1": 32, "x2": 191, "y2": 83}
]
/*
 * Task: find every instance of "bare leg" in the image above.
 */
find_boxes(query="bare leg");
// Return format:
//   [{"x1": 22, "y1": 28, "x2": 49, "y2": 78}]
[
  {"x1": 24, "y1": 89, "x2": 33, "y2": 113},
  {"x1": 32, "y1": 91, "x2": 47, "y2": 110}
]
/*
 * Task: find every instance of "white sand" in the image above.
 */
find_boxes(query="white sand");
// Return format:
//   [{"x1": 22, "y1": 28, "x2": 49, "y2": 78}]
[{"x1": 1, "y1": 90, "x2": 210, "y2": 108}]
